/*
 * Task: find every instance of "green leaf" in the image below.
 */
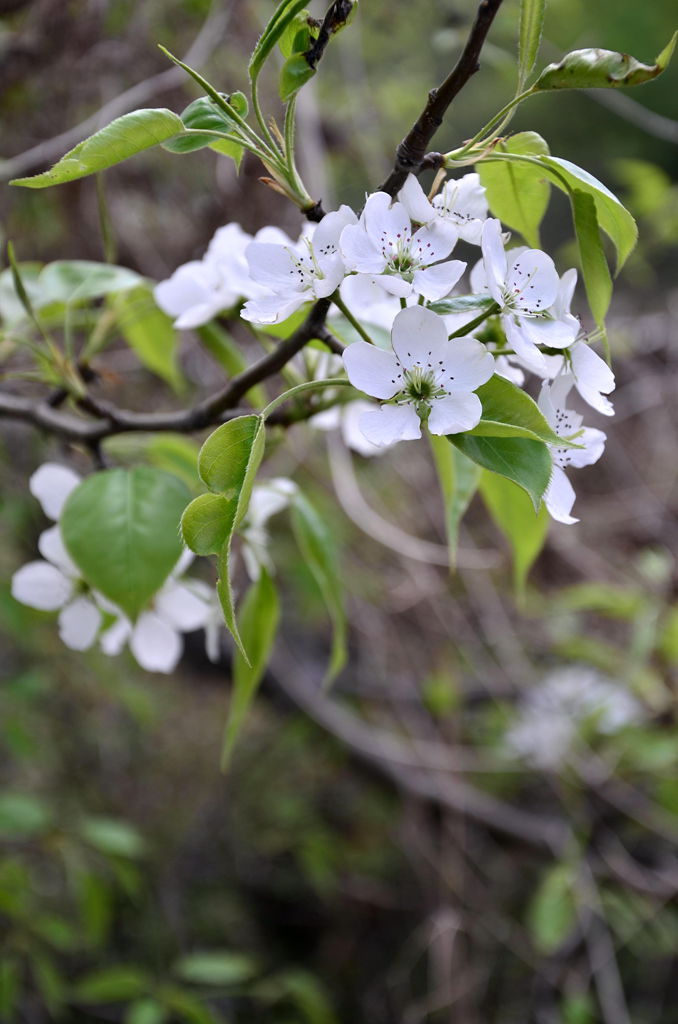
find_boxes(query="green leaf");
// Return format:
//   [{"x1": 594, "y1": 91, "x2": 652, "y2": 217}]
[
  {"x1": 77, "y1": 817, "x2": 146, "y2": 859},
  {"x1": 184, "y1": 416, "x2": 266, "y2": 662},
  {"x1": 279, "y1": 53, "x2": 316, "y2": 102},
  {"x1": 0, "y1": 794, "x2": 52, "y2": 838},
  {"x1": 429, "y1": 435, "x2": 480, "y2": 569},
  {"x1": 181, "y1": 493, "x2": 235, "y2": 556},
  {"x1": 73, "y1": 966, "x2": 151, "y2": 1004},
  {"x1": 292, "y1": 492, "x2": 346, "y2": 684},
  {"x1": 427, "y1": 294, "x2": 495, "y2": 317},
  {"x1": 162, "y1": 94, "x2": 248, "y2": 168},
  {"x1": 467, "y1": 375, "x2": 566, "y2": 446},
  {"x1": 448, "y1": 435, "x2": 551, "y2": 510},
  {"x1": 528, "y1": 864, "x2": 577, "y2": 954},
  {"x1": 61, "y1": 467, "x2": 191, "y2": 620},
  {"x1": 161, "y1": 987, "x2": 220, "y2": 1024},
  {"x1": 536, "y1": 156, "x2": 637, "y2": 271},
  {"x1": 38, "y1": 261, "x2": 143, "y2": 305},
  {"x1": 0, "y1": 957, "x2": 20, "y2": 1022},
  {"x1": 249, "y1": 0, "x2": 310, "y2": 82},
  {"x1": 113, "y1": 286, "x2": 184, "y2": 392},
  {"x1": 222, "y1": 570, "x2": 280, "y2": 768},
  {"x1": 125, "y1": 999, "x2": 168, "y2": 1024},
  {"x1": 144, "y1": 435, "x2": 202, "y2": 492},
  {"x1": 518, "y1": 0, "x2": 545, "y2": 85},
  {"x1": 173, "y1": 951, "x2": 257, "y2": 986},
  {"x1": 279, "y1": 10, "x2": 311, "y2": 57},
  {"x1": 479, "y1": 470, "x2": 549, "y2": 594},
  {"x1": 534, "y1": 33, "x2": 677, "y2": 91},
  {"x1": 11, "y1": 109, "x2": 186, "y2": 188},
  {"x1": 571, "y1": 189, "x2": 612, "y2": 329},
  {"x1": 31, "y1": 952, "x2": 65, "y2": 1014},
  {"x1": 478, "y1": 132, "x2": 550, "y2": 247}
]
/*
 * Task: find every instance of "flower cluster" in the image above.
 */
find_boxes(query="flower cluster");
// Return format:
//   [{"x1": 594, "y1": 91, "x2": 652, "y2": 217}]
[
  {"x1": 11, "y1": 464, "x2": 221, "y2": 673},
  {"x1": 153, "y1": 171, "x2": 616, "y2": 524}
]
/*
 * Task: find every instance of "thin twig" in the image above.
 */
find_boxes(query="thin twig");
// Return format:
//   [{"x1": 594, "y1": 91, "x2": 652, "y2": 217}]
[{"x1": 379, "y1": 0, "x2": 505, "y2": 197}]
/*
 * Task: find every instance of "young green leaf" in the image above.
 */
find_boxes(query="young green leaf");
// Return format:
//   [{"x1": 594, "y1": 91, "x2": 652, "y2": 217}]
[
  {"x1": 534, "y1": 33, "x2": 677, "y2": 92},
  {"x1": 479, "y1": 470, "x2": 549, "y2": 595},
  {"x1": 38, "y1": 261, "x2": 143, "y2": 305},
  {"x1": 222, "y1": 570, "x2": 280, "y2": 768},
  {"x1": 466, "y1": 375, "x2": 568, "y2": 446},
  {"x1": 173, "y1": 951, "x2": 257, "y2": 986},
  {"x1": 249, "y1": 0, "x2": 310, "y2": 82},
  {"x1": 527, "y1": 864, "x2": 577, "y2": 954},
  {"x1": 181, "y1": 493, "x2": 235, "y2": 556},
  {"x1": 292, "y1": 492, "x2": 347, "y2": 684},
  {"x1": 11, "y1": 109, "x2": 186, "y2": 189},
  {"x1": 125, "y1": 998, "x2": 168, "y2": 1024},
  {"x1": 198, "y1": 415, "x2": 265, "y2": 513},
  {"x1": 427, "y1": 294, "x2": 496, "y2": 317},
  {"x1": 571, "y1": 189, "x2": 613, "y2": 329},
  {"x1": 61, "y1": 467, "x2": 191, "y2": 620},
  {"x1": 162, "y1": 94, "x2": 248, "y2": 168},
  {"x1": 279, "y1": 53, "x2": 316, "y2": 102},
  {"x1": 448, "y1": 435, "x2": 552, "y2": 510},
  {"x1": 429, "y1": 435, "x2": 480, "y2": 569},
  {"x1": 477, "y1": 131, "x2": 550, "y2": 248},
  {"x1": 518, "y1": 0, "x2": 546, "y2": 87},
  {"x1": 112, "y1": 286, "x2": 184, "y2": 392},
  {"x1": 73, "y1": 967, "x2": 151, "y2": 1004}
]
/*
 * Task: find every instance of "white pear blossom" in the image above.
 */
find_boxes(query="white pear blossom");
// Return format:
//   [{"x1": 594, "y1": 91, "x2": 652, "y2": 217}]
[
  {"x1": 399, "y1": 172, "x2": 489, "y2": 244},
  {"x1": 546, "y1": 339, "x2": 615, "y2": 416},
  {"x1": 241, "y1": 207, "x2": 357, "y2": 325},
  {"x1": 99, "y1": 551, "x2": 220, "y2": 673},
  {"x1": 11, "y1": 463, "x2": 103, "y2": 651},
  {"x1": 538, "y1": 376, "x2": 607, "y2": 524},
  {"x1": 340, "y1": 192, "x2": 465, "y2": 301},
  {"x1": 154, "y1": 222, "x2": 272, "y2": 330},
  {"x1": 506, "y1": 665, "x2": 644, "y2": 769},
  {"x1": 311, "y1": 399, "x2": 391, "y2": 456},
  {"x1": 480, "y1": 219, "x2": 579, "y2": 374},
  {"x1": 342, "y1": 305, "x2": 494, "y2": 447},
  {"x1": 240, "y1": 478, "x2": 298, "y2": 581}
]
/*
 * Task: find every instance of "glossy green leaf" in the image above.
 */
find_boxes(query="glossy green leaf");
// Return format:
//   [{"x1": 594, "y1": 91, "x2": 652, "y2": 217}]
[
  {"x1": 114, "y1": 286, "x2": 184, "y2": 392},
  {"x1": 448, "y1": 435, "x2": 551, "y2": 510},
  {"x1": 279, "y1": 53, "x2": 316, "y2": 102},
  {"x1": 181, "y1": 493, "x2": 235, "y2": 556},
  {"x1": 198, "y1": 415, "x2": 265, "y2": 511},
  {"x1": 11, "y1": 109, "x2": 185, "y2": 188},
  {"x1": 479, "y1": 470, "x2": 549, "y2": 594},
  {"x1": 571, "y1": 189, "x2": 612, "y2": 328},
  {"x1": 528, "y1": 864, "x2": 577, "y2": 954},
  {"x1": 249, "y1": 0, "x2": 309, "y2": 82},
  {"x1": 518, "y1": 0, "x2": 545, "y2": 85},
  {"x1": 534, "y1": 33, "x2": 677, "y2": 92},
  {"x1": 222, "y1": 571, "x2": 279, "y2": 767},
  {"x1": 162, "y1": 93, "x2": 248, "y2": 168},
  {"x1": 468, "y1": 375, "x2": 566, "y2": 446},
  {"x1": 537, "y1": 155, "x2": 637, "y2": 271},
  {"x1": 77, "y1": 817, "x2": 146, "y2": 858},
  {"x1": 144, "y1": 435, "x2": 202, "y2": 492},
  {"x1": 427, "y1": 294, "x2": 495, "y2": 317},
  {"x1": 73, "y1": 966, "x2": 151, "y2": 1004},
  {"x1": 38, "y1": 260, "x2": 142, "y2": 305},
  {"x1": 174, "y1": 951, "x2": 257, "y2": 986},
  {"x1": 429, "y1": 435, "x2": 480, "y2": 569},
  {"x1": 292, "y1": 492, "x2": 346, "y2": 684},
  {"x1": 61, "y1": 467, "x2": 190, "y2": 620},
  {"x1": 279, "y1": 10, "x2": 311, "y2": 57},
  {"x1": 478, "y1": 132, "x2": 550, "y2": 248}
]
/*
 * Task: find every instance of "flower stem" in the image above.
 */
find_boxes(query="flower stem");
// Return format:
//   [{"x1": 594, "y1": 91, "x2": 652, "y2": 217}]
[
  {"x1": 448, "y1": 301, "x2": 500, "y2": 338},
  {"x1": 331, "y1": 292, "x2": 376, "y2": 345},
  {"x1": 261, "y1": 378, "x2": 354, "y2": 419}
]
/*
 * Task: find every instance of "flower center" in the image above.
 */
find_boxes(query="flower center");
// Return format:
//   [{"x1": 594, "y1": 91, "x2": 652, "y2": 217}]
[{"x1": 401, "y1": 366, "x2": 447, "y2": 405}]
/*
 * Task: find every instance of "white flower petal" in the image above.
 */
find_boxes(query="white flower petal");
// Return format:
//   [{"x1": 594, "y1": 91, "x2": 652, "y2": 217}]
[
  {"x1": 99, "y1": 617, "x2": 132, "y2": 656},
  {"x1": 412, "y1": 259, "x2": 466, "y2": 301},
  {"x1": 481, "y1": 219, "x2": 507, "y2": 304},
  {"x1": 507, "y1": 249, "x2": 559, "y2": 314},
  {"x1": 566, "y1": 427, "x2": 606, "y2": 469},
  {"x1": 391, "y1": 305, "x2": 449, "y2": 370},
  {"x1": 343, "y1": 341, "x2": 401, "y2": 399},
  {"x1": 313, "y1": 205, "x2": 357, "y2": 257},
  {"x1": 370, "y1": 274, "x2": 413, "y2": 298},
  {"x1": 241, "y1": 293, "x2": 306, "y2": 325},
  {"x1": 438, "y1": 338, "x2": 495, "y2": 392},
  {"x1": 130, "y1": 612, "x2": 183, "y2": 673},
  {"x1": 245, "y1": 242, "x2": 300, "y2": 290},
  {"x1": 359, "y1": 405, "x2": 421, "y2": 446},
  {"x1": 341, "y1": 400, "x2": 390, "y2": 456},
  {"x1": 363, "y1": 193, "x2": 410, "y2": 247},
  {"x1": 339, "y1": 224, "x2": 385, "y2": 274},
  {"x1": 11, "y1": 561, "x2": 73, "y2": 611},
  {"x1": 155, "y1": 582, "x2": 211, "y2": 632},
  {"x1": 399, "y1": 174, "x2": 436, "y2": 224},
  {"x1": 38, "y1": 525, "x2": 79, "y2": 576},
  {"x1": 524, "y1": 314, "x2": 579, "y2": 349},
  {"x1": 503, "y1": 315, "x2": 548, "y2": 376},
  {"x1": 570, "y1": 342, "x2": 615, "y2": 416},
  {"x1": 29, "y1": 463, "x2": 81, "y2": 521},
  {"x1": 153, "y1": 262, "x2": 214, "y2": 319},
  {"x1": 428, "y1": 392, "x2": 482, "y2": 435},
  {"x1": 58, "y1": 597, "x2": 101, "y2": 651},
  {"x1": 410, "y1": 221, "x2": 458, "y2": 265},
  {"x1": 545, "y1": 465, "x2": 578, "y2": 524}
]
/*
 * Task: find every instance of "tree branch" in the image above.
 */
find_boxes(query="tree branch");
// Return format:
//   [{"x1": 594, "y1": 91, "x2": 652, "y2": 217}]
[
  {"x1": 0, "y1": 298, "x2": 332, "y2": 442},
  {"x1": 379, "y1": 0, "x2": 505, "y2": 197}
]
